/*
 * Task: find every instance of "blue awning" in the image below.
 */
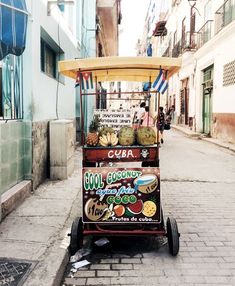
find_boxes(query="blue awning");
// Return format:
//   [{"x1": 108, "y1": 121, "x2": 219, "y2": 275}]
[{"x1": 0, "y1": 0, "x2": 28, "y2": 60}]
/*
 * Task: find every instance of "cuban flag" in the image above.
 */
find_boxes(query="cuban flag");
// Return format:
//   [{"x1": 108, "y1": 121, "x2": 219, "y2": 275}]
[
  {"x1": 152, "y1": 68, "x2": 168, "y2": 94},
  {"x1": 75, "y1": 71, "x2": 93, "y2": 89}
]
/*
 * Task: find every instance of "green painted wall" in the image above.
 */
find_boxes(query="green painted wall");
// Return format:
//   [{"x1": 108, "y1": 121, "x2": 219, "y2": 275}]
[{"x1": 0, "y1": 121, "x2": 32, "y2": 195}]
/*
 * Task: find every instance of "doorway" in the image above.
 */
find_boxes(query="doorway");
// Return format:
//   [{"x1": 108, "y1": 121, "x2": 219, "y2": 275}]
[
  {"x1": 202, "y1": 66, "x2": 213, "y2": 135},
  {"x1": 180, "y1": 78, "x2": 189, "y2": 125}
]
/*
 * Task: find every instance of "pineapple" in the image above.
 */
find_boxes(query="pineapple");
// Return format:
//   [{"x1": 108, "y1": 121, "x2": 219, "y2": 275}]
[
  {"x1": 86, "y1": 115, "x2": 100, "y2": 147},
  {"x1": 86, "y1": 132, "x2": 99, "y2": 146}
]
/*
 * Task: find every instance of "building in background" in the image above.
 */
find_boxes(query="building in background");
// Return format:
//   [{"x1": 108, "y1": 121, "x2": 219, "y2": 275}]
[{"x1": 141, "y1": 0, "x2": 235, "y2": 143}]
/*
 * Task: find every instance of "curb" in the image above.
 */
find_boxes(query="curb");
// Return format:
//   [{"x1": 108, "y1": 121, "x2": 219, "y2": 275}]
[
  {"x1": 171, "y1": 125, "x2": 200, "y2": 138},
  {"x1": 23, "y1": 233, "x2": 70, "y2": 286},
  {"x1": 172, "y1": 125, "x2": 235, "y2": 153}
]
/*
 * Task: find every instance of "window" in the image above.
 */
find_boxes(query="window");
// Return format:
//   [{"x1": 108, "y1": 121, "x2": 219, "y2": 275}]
[
  {"x1": 0, "y1": 55, "x2": 23, "y2": 120},
  {"x1": 223, "y1": 59, "x2": 235, "y2": 86},
  {"x1": 204, "y1": 0, "x2": 212, "y2": 22},
  {"x1": 40, "y1": 27, "x2": 64, "y2": 81},
  {"x1": 41, "y1": 39, "x2": 56, "y2": 78},
  {"x1": 181, "y1": 17, "x2": 186, "y2": 46}
]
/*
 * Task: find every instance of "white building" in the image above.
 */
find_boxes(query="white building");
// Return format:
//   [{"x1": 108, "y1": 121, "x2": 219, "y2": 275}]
[{"x1": 146, "y1": 0, "x2": 235, "y2": 143}]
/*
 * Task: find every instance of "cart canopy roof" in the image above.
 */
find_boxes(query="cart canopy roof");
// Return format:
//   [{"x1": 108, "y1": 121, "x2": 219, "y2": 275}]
[{"x1": 59, "y1": 56, "x2": 181, "y2": 82}]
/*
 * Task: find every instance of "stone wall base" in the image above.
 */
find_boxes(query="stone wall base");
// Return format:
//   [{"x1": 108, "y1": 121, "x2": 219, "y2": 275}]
[
  {"x1": 1, "y1": 180, "x2": 32, "y2": 220},
  {"x1": 212, "y1": 113, "x2": 235, "y2": 143}
]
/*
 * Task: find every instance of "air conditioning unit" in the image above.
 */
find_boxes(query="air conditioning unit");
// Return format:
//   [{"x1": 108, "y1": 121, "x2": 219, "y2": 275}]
[
  {"x1": 204, "y1": 80, "x2": 213, "y2": 88},
  {"x1": 203, "y1": 80, "x2": 213, "y2": 92}
]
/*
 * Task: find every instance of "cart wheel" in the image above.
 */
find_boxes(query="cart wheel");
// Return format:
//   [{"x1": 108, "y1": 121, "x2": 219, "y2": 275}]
[
  {"x1": 83, "y1": 161, "x2": 96, "y2": 167},
  {"x1": 167, "y1": 217, "x2": 180, "y2": 256},
  {"x1": 141, "y1": 161, "x2": 158, "y2": 167},
  {"x1": 69, "y1": 217, "x2": 83, "y2": 255}
]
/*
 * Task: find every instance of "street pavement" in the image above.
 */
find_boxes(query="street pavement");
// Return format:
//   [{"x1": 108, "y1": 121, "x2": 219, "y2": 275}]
[
  {"x1": 62, "y1": 129, "x2": 235, "y2": 286},
  {"x1": 1, "y1": 128, "x2": 235, "y2": 286}
]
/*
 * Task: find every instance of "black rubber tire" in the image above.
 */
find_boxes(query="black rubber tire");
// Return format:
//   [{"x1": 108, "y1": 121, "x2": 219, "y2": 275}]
[
  {"x1": 141, "y1": 161, "x2": 158, "y2": 167},
  {"x1": 167, "y1": 217, "x2": 180, "y2": 256},
  {"x1": 83, "y1": 161, "x2": 96, "y2": 167},
  {"x1": 69, "y1": 217, "x2": 83, "y2": 255}
]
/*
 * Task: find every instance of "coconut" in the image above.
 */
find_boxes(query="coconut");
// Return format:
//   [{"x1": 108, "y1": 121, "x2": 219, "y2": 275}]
[
  {"x1": 118, "y1": 127, "x2": 135, "y2": 146},
  {"x1": 136, "y1": 127, "x2": 156, "y2": 145}
]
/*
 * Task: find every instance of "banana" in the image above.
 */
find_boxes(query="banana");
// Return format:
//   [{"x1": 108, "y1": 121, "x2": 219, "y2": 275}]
[
  {"x1": 106, "y1": 132, "x2": 111, "y2": 143},
  {"x1": 110, "y1": 133, "x2": 117, "y2": 145},
  {"x1": 111, "y1": 132, "x2": 116, "y2": 140},
  {"x1": 111, "y1": 137, "x2": 118, "y2": 146},
  {"x1": 99, "y1": 136, "x2": 108, "y2": 146},
  {"x1": 101, "y1": 134, "x2": 108, "y2": 144},
  {"x1": 101, "y1": 204, "x2": 114, "y2": 221}
]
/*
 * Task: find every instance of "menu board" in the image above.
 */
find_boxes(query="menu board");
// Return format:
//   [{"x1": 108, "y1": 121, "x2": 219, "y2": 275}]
[
  {"x1": 82, "y1": 167, "x2": 161, "y2": 223},
  {"x1": 94, "y1": 109, "x2": 132, "y2": 130}
]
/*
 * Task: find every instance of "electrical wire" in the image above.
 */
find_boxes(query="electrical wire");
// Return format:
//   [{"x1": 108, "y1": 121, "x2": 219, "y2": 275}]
[{"x1": 56, "y1": 15, "x2": 61, "y2": 119}]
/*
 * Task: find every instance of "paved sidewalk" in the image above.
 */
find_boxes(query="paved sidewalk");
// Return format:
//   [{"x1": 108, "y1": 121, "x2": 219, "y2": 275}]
[
  {"x1": 0, "y1": 148, "x2": 83, "y2": 286},
  {"x1": 1, "y1": 128, "x2": 235, "y2": 286},
  {"x1": 172, "y1": 124, "x2": 235, "y2": 153}
]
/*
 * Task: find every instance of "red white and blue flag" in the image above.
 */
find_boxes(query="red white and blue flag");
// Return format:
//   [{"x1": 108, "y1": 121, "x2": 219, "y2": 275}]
[
  {"x1": 152, "y1": 68, "x2": 168, "y2": 94},
  {"x1": 75, "y1": 71, "x2": 93, "y2": 90}
]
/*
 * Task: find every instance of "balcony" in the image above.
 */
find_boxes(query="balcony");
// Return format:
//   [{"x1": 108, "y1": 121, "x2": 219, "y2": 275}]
[
  {"x1": 215, "y1": 0, "x2": 235, "y2": 34},
  {"x1": 181, "y1": 32, "x2": 199, "y2": 51},
  {"x1": 197, "y1": 20, "x2": 213, "y2": 49},
  {"x1": 172, "y1": 40, "x2": 182, "y2": 57},
  {"x1": 152, "y1": 21, "x2": 167, "y2": 37},
  {"x1": 162, "y1": 46, "x2": 170, "y2": 57}
]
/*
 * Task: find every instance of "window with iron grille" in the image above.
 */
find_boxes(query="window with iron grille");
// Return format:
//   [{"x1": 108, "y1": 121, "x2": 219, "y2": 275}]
[
  {"x1": 40, "y1": 27, "x2": 64, "y2": 82},
  {"x1": 41, "y1": 39, "x2": 56, "y2": 78},
  {"x1": 223, "y1": 60, "x2": 235, "y2": 86},
  {"x1": 0, "y1": 55, "x2": 23, "y2": 120}
]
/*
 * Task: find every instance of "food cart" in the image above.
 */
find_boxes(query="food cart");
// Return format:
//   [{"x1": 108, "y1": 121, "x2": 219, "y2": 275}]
[{"x1": 59, "y1": 56, "x2": 181, "y2": 256}]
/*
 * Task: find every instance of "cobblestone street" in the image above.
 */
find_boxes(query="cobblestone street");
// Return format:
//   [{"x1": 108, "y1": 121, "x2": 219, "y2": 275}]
[{"x1": 61, "y1": 130, "x2": 235, "y2": 286}]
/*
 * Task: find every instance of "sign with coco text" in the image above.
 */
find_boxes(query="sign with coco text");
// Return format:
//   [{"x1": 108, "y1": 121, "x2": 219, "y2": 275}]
[
  {"x1": 83, "y1": 168, "x2": 161, "y2": 223},
  {"x1": 93, "y1": 109, "x2": 132, "y2": 130}
]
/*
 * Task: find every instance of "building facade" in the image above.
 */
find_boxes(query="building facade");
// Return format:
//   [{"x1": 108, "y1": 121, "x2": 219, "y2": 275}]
[
  {"x1": 143, "y1": 0, "x2": 235, "y2": 143},
  {"x1": 0, "y1": 0, "x2": 121, "y2": 220}
]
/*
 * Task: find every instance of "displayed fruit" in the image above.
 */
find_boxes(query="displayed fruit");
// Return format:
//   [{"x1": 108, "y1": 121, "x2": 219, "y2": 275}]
[
  {"x1": 136, "y1": 127, "x2": 156, "y2": 145},
  {"x1": 118, "y1": 127, "x2": 135, "y2": 146},
  {"x1": 99, "y1": 132, "x2": 118, "y2": 146},
  {"x1": 126, "y1": 200, "x2": 143, "y2": 215},
  {"x1": 86, "y1": 115, "x2": 100, "y2": 146},
  {"x1": 89, "y1": 114, "x2": 101, "y2": 132},
  {"x1": 114, "y1": 205, "x2": 125, "y2": 217},
  {"x1": 99, "y1": 127, "x2": 115, "y2": 137},
  {"x1": 86, "y1": 132, "x2": 99, "y2": 146},
  {"x1": 142, "y1": 200, "x2": 157, "y2": 217}
]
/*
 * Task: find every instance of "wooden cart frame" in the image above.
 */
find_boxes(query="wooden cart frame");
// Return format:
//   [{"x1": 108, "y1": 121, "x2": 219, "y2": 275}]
[{"x1": 59, "y1": 56, "x2": 181, "y2": 256}]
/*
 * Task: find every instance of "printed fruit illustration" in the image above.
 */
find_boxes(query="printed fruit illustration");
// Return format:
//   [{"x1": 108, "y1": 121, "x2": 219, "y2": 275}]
[
  {"x1": 99, "y1": 127, "x2": 115, "y2": 137},
  {"x1": 142, "y1": 201, "x2": 157, "y2": 217},
  {"x1": 134, "y1": 175, "x2": 158, "y2": 194},
  {"x1": 86, "y1": 132, "x2": 99, "y2": 146},
  {"x1": 118, "y1": 127, "x2": 135, "y2": 146},
  {"x1": 99, "y1": 132, "x2": 118, "y2": 146},
  {"x1": 101, "y1": 204, "x2": 115, "y2": 221},
  {"x1": 136, "y1": 127, "x2": 156, "y2": 145},
  {"x1": 126, "y1": 200, "x2": 143, "y2": 215},
  {"x1": 114, "y1": 205, "x2": 125, "y2": 217},
  {"x1": 84, "y1": 198, "x2": 108, "y2": 221}
]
